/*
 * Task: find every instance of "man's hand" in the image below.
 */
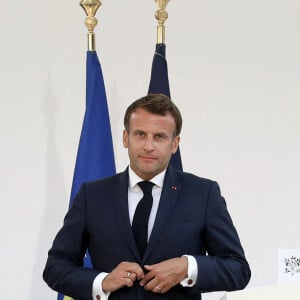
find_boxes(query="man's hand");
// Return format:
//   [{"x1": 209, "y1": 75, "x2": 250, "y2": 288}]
[
  {"x1": 140, "y1": 257, "x2": 188, "y2": 294},
  {"x1": 102, "y1": 261, "x2": 144, "y2": 293}
]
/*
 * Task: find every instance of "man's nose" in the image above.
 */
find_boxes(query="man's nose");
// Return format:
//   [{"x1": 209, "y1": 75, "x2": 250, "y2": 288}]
[{"x1": 143, "y1": 136, "x2": 155, "y2": 150}]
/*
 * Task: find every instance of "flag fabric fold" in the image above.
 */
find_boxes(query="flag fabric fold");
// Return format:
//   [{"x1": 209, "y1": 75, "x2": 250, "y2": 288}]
[
  {"x1": 70, "y1": 51, "x2": 116, "y2": 203},
  {"x1": 148, "y1": 43, "x2": 183, "y2": 171},
  {"x1": 58, "y1": 50, "x2": 116, "y2": 300}
]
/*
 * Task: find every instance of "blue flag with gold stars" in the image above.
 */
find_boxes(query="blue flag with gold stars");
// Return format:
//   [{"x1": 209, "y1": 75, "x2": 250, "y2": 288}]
[{"x1": 58, "y1": 50, "x2": 116, "y2": 300}]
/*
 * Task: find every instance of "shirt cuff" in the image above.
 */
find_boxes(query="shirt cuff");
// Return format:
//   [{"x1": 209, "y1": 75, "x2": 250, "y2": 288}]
[
  {"x1": 92, "y1": 272, "x2": 111, "y2": 300},
  {"x1": 180, "y1": 255, "x2": 198, "y2": 287}
]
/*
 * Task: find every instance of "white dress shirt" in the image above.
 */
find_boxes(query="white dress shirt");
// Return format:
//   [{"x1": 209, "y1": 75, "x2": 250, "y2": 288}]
[{"x1": 92, "y1": 167, "x2": 198, "y2": 300}]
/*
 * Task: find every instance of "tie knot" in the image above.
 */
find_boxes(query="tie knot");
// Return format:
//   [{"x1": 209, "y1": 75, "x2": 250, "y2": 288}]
[{"x1": 138, "y1": 181, "x2": 154, "y2": 196}]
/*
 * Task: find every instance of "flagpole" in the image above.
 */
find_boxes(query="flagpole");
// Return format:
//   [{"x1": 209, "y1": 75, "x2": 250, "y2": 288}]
[
  {"x1": 154, "y1": 0, "x2": 170, "y2": 44},
  {"x1": 80, "y1": 0, "x2": 102, "y2": 51}
]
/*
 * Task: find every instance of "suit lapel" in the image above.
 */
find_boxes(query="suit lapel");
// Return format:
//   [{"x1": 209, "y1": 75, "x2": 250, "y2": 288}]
[
  {"x1": 112, "y1": 169, "x2": 141, "y2": 261},
  {"x1": 143, "y1": 166, "x2": 182, "y2": 261}
]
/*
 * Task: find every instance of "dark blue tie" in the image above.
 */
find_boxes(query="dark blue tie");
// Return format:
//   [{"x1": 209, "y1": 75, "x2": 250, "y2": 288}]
[{"x1": 132, "y1": 181, "x2": 154, "y2": 258}]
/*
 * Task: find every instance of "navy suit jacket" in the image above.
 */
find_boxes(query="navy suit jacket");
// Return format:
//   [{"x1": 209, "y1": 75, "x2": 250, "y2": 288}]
[{"x1": 43, "y1": 166, "x2": 250, "y2": 299}]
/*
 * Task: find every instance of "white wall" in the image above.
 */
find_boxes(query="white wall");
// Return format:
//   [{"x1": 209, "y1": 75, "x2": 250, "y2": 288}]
[{"x1": 0, "y1": 1, "x2": 299, "y2": 299}]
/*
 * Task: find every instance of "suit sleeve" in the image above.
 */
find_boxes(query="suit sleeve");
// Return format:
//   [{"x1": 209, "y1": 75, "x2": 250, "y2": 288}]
[
  {"x1": 43, "y1": 184, "x2": 100, "y2": 300},
  {"x1": 193, "y1": 181, "x2": 251, "y2": 293}
]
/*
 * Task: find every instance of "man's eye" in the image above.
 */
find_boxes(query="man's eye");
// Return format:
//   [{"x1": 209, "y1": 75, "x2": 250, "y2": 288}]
[
  {"x1": 155, "y1": 134, "x2": 167, "y2": 139},
  {"x1": 135, "y1": 132, "x2": 144, "y2": 137}
]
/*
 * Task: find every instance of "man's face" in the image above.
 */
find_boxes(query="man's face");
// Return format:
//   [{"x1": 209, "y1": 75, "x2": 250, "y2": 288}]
[{"x1": 123, "y1": 108, "x2": 180, "y2": 180}]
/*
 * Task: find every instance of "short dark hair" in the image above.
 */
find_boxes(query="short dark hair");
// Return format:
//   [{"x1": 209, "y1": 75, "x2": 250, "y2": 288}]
[{"x1": 124, "y1": 94, "x2": 182, "y2": 136}]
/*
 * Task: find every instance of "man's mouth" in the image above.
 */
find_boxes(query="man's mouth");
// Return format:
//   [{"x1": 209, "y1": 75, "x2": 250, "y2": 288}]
[{"x1": 139, "y1": 155, "x2": 156, "y2": 161}]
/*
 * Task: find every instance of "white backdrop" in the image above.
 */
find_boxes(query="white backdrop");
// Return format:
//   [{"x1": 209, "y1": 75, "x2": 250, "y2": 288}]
[{"x1": 0, "y1": 1, "x2": 299, "y2": 299}]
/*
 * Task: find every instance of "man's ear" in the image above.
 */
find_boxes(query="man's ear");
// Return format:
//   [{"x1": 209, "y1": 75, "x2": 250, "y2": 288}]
[
  {"x1": 123, "y1": 130, "x2": 129, "y2": 148},
  {"x1": 172, "y1": 136, "x2": 180, "y2": 154}
]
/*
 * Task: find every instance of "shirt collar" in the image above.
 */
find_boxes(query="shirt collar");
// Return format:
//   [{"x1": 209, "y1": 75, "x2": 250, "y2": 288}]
[{"x1": 128, "y1": 166, "x2": 166, "y2": 191}]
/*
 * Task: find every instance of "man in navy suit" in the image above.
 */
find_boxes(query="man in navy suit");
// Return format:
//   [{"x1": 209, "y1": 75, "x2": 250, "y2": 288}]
[{"x1": 43, "y1": 94, "x2": 251, "y2": 299}]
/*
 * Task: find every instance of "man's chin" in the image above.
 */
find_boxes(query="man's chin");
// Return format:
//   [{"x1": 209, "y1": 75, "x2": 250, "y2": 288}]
[{"x1": 136, "y1": 167, "x2": 161, "y2": 180}]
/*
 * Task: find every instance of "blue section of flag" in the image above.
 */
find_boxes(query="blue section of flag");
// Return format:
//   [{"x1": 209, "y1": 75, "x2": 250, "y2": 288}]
[
  {"x1": 70, "y1": 51, "x2": 116, "y2": 203},
  {"x1": 58, "y1": 51, "x2": 116, "y2": 300},
  {"x1": 57, "y1": 292, "x2": 64, "y2": 300},
  {"x1": 148, "y1": 43, "x2": 183, "y2": 171}
]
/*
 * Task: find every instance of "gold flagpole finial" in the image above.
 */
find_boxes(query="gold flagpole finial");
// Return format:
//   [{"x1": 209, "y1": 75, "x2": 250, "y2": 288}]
[
  {"x1": 154, "y1": 0, "x2": 170, "y2": 44},
  {"x1": 80, "y1": 0, "x2": 102, "y2": 51}
]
